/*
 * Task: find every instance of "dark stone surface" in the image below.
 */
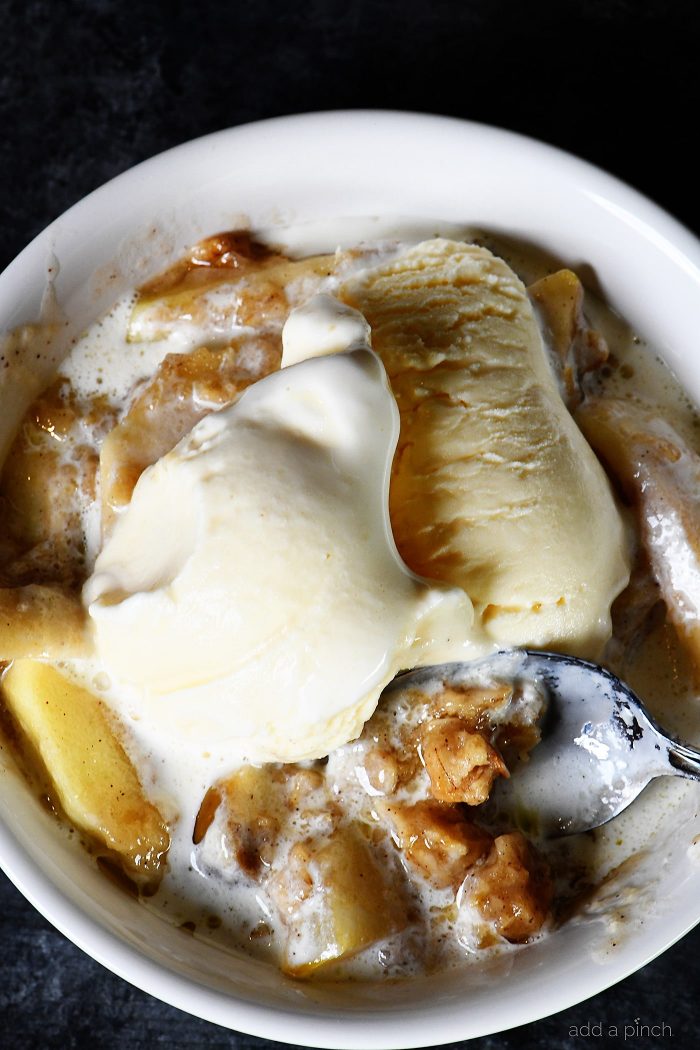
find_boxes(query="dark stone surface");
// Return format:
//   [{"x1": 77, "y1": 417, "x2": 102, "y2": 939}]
[
  {"x1": 2, "y1": 867, "x2": 697, "y2": 1050},
  {"x1": 1, "y1": 0, "x2": 699, "y2": 1046}
]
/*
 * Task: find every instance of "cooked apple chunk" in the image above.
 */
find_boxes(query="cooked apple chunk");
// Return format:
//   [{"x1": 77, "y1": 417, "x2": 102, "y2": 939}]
[
  {"x1": 0, "y1": 376, "x2": 114, "y2": 588},
  {"x1": 421, "y1": 718, "x2": 509, "y2": 805},
  {"x1": 379, "y1": 799, "x2": 492, "y2": 891},
  {"x1": 0, "y1": 585, "x2": 91, "y2": 660},
  {"x1": 577, "y1": 397, "x2": 700, "y2": 669},
  {"x1": 99, "y1": 337, "x2": 281, "y2": 527},
  {"x1": 278, "y1": 824, "x2": 409, "y2": 977},
  {"x1": 218, "y1": 764, "x2": 285, "y2": 876},
  {"x1": 471, "y1": 832, "x2": 552, "y2": 942},
  {"x1": 0, "y1": 660, "x2": 169, "y2": 887},
  {"x1": 196, "y1": 763, "x2": 332, "y2": 878},
  {"x1": 529, "y1": 268, "x2": 608, "y2": 407}
]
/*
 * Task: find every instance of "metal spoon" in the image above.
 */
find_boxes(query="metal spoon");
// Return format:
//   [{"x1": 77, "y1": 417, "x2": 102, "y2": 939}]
[{"x1": 391, "y1": 650, "x2": 700, "y2": 838}]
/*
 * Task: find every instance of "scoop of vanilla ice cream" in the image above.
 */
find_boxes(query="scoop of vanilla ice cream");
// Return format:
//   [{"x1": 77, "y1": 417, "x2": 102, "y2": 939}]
[
  {"x1": 331, "y1": 239, "x2": 630, "y2": 658},
  {"x1": 84, "y1": 321, "x2": 475, "y2": 764}
]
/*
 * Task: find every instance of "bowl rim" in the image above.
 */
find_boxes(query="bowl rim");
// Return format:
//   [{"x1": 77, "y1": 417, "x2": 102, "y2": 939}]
[{"x1": 2, "y1": 109, "x2": 700, "y2": 1048}]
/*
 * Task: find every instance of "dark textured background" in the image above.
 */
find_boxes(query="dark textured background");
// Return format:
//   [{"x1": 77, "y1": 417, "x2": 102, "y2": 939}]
[{"x1": 1, "y1": 0, "x2": 699, "y2": 1046}]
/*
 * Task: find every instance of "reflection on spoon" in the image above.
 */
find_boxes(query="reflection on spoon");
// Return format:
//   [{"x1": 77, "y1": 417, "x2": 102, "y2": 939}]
[{"x1": 391, "y1": 651, "x2": 700, "y2": 838}]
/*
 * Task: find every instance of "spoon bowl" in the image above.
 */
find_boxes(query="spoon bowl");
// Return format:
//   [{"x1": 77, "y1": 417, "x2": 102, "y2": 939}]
[{"x1": 392, "y1": 650, "x2": 700, "y2": 837}]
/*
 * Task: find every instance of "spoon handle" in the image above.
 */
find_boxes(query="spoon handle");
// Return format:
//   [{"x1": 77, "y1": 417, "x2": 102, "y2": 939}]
[{"x1": 667, "y1": 740, "x2": 700, "y2": 781}]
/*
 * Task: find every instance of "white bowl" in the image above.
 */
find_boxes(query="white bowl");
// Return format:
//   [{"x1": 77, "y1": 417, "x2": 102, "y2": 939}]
[{"x1": 2, "y1": 111, "x2": 700, "y2": 1047}]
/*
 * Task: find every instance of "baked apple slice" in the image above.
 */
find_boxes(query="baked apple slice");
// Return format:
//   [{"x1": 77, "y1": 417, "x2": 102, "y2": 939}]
[
  {"x1": 275, "y1": 824, "x2": 408, "y2": 977},
  {"x1": 1, "y1": 660, "x2": 169, "y2": 888},
  {"x1": 528, "y1": 268, "x2": 608, "y2": 407},
  {"x1": 99, "y1": 337, "x2": 280, "y2": 527},
  {"x1": 577, "y1": 396, "x2": 700, "y2": 669},
  {"x1": 0, "y1": 585, "x2": 90, "y2": 660}
]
